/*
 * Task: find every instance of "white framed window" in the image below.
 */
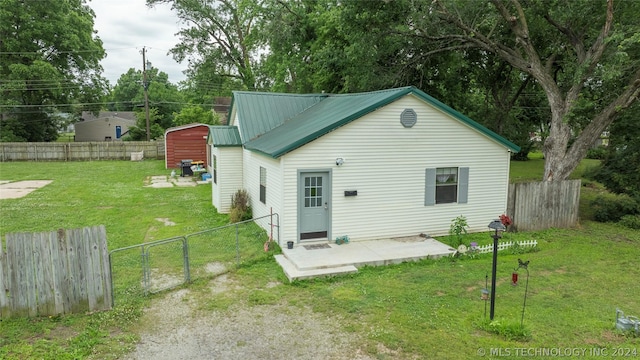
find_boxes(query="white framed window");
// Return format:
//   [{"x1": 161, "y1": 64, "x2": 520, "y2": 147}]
[
  {"x1": 425, "y1": 167, "x2": 469, "y2": 206},
  {"x1": 259, "y1": 166, "x2": 266, "y2": 204},
  {"x1": 436, "y1": 167, "x2": 458, "y2": 204},
  {"x1": 212, "y1": 155, "x2": 217, "y2": 184}
]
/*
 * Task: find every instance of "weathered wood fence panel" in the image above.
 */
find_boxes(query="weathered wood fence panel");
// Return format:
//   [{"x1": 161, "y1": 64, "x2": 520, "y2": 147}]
[
  {"x1": 0, "y1": 141, "x2": 165, "y2": 162},
  {"x1": 507, "y1": 180, "x2": 581, "y2": 232},
  {"x1": 0, "y1": 226, "x2": 112, "y2": 318}
]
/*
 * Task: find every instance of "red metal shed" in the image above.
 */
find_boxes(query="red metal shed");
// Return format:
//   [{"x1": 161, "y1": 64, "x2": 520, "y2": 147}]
[{"x1": 164, "y1": 123, "x2": 210, "y2": 169}]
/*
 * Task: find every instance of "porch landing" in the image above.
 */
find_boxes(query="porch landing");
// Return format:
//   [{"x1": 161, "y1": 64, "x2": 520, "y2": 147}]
[{"x1": 275, "y1": 236, "x2": 457, "y2": 281}]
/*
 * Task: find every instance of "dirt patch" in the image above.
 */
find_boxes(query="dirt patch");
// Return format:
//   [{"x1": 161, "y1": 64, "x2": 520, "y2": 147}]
[
  {"x1": 124, "y1": 275, "x2": 374, "y2": 360},
  {"x1": 155, "y1": 218, "x2": 176, "y2": 226},
  {"x1": 204, "y1": 262, "x2": 226, "y2": 275}
]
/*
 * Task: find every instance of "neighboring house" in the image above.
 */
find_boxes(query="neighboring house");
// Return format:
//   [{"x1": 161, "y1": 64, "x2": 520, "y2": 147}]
[
  {"x1": 208, "y1": 86, "x2": 520, "y2": 244},
  {"x1": 75, "y1": 111, "x2": 136, "y2": 142},
  {"x1": 213, "y1": 97, "x2": 232, "y2": 125},
  {"x1": 165, "y1": 123, "x2": 210, "y2": 169}
]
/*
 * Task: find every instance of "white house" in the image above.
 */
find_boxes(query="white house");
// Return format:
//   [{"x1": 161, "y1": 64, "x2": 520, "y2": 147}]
[
  {"x1": 75, "y1": 111, "x2": 136, "y2": 141},
  {"x1": 207, "y1": 87, "x2": 519, "y2": 245}
]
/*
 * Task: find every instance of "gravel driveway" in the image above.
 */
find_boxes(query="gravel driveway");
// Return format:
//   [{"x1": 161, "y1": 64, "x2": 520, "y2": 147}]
[{"x1": 123, "y1": 275, "x2": 375, "y2": 360}]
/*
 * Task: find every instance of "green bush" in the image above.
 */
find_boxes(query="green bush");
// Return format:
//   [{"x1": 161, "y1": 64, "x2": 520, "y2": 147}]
[
  {"x1": 590, "y1": 193, "x2": 640, "y2": 223},
  {"x1": 229, "y1": 189, "x2": 252, "y2": 223},
  {"x1": 619, "y1": 214, "x2": 640, "y2": 230},
  {"x1": 586, "y1": 146, "x2": 607, "y2": 160}
]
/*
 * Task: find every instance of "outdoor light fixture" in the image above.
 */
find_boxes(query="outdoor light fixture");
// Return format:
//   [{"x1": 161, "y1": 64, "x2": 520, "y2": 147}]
[
  {"x1": 488, "y1": 219, "x2": 506, "y2": 321},
  {"x1": 336, "y1": 157, "x2": 344, "y2": 166}
]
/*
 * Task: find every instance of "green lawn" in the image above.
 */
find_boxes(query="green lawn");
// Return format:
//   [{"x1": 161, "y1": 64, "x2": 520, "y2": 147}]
[
  {"x1": 509, "y1": 151, "x2": 601, "y2": 183},
  {"x1": 0, "y1": 159, "x2": 638, "y2": 359}
]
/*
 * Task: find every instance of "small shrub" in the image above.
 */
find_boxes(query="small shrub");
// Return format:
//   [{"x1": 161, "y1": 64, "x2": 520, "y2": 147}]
[
  {"x1": 586, "y1": 146, "x2": 607, "y2": 160},
  {"x1": 619, "y1": 214, "x2": 640, "y2": 229},
  {"x1": 449, "y1": 215, "x2": 468, "y2": 247},
  {"x1": 229, "y1": 189, "x2": 252, "y2": 223},
  {"x1": 590, "y1": 193, "x2": 640, "y2": 222}
]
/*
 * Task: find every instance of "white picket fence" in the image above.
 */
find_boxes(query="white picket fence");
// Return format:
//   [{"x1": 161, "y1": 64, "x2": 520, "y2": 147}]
[{"x1": 472, "y1": 240, "x2": 538, "y2": 254}]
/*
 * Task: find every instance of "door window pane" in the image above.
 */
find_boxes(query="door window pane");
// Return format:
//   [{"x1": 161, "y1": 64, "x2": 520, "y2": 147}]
[{"x1": 304, "y1": 176, "x2": 323, "y2": 208}]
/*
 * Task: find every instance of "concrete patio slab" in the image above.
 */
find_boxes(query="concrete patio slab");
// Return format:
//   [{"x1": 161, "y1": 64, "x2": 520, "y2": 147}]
[
  {"x1": 0, "y1": 180, "x2": 53, "y2": 199},
  {"x1": 276, "y1": 236, "x2": 456, "y2": 281},
  {"x1": 144, "y1": 175, "x2": 209, "y2": 188}
]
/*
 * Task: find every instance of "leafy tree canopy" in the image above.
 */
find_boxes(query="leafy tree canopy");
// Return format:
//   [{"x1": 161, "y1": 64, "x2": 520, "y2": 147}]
[
  {"x1": 109, "y1": 67, "x2": 184, "y2": 129},
  {"x1": 147, "y1": 0, "x2": 264, "y2": 91},
  {"x1": 0, "y1": 0, "x2": 107, "y2": 142},
  {"x1": 173, "y1": 105, "x2": 219, "y2": 127},
  {"x1": 593, "y1": 106, "x2": 640, "y2": 199},
  {"x1": 124, "y1": 108, "x2": 164, "y2": 141},
  {"x1": 419, "y1": 0, "x2": 640, "y2": 180}
]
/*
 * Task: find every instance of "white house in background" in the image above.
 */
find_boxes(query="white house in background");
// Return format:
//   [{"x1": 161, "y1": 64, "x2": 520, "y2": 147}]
[
  {"x1": 75, "y1": 111, "x2": 136, "y2": 141},
  {"x1": 207, "y1": 86, "x2": 520, "y2": 244}
]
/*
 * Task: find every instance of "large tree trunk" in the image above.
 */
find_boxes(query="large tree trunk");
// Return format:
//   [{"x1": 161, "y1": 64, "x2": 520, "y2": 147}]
[{"x1": 542, "y1": 112, "x2": 572, "y2": 182}]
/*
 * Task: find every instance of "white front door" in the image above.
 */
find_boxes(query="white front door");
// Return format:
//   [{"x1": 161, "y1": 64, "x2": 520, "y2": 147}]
[{"x1": 299, "y1": 172, "x2": 330, "y2": 240}]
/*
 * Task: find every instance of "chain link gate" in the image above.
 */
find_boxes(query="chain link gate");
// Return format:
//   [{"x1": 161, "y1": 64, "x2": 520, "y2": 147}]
[{"x1": 108, "y1": 213, "x2": 280, "y2": 306}]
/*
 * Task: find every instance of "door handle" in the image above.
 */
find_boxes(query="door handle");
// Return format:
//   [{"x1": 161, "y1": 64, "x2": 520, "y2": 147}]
[{"x1": 324, "y1": 202, "x2": 328, "y2": 210}]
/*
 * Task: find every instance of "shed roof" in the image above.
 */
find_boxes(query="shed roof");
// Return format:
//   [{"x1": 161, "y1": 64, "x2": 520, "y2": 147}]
[
  {"x1": 164, "y1": 123, "x2": 209, "y2": 138},
  {"x1": 207, "y1": 125, "x2": 242, "y2": 147},
  {"x1": 234, "y1": 86, "x2": 520, "y2": 158}
]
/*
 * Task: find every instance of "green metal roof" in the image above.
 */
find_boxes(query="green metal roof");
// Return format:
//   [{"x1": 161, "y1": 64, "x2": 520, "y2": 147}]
[
  {"x1": 231, "y1": 91, "x2": 326, "y2": 142},
  {"x1": 235, "y1": 86, "x2": 520, "y2": 158},
  {"x1": 207, "y1": 125, "x2": 242, "y2": 147}
]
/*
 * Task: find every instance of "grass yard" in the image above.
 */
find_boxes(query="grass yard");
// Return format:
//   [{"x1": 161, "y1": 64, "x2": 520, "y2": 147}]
[{"x1": 1, "y1": 159, "x2": 639, "y2": 359}]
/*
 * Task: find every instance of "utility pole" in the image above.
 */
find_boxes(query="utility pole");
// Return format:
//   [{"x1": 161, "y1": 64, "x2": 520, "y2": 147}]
[{"x1": 142, "y1": 47, "x2": 150, "y2": 141}]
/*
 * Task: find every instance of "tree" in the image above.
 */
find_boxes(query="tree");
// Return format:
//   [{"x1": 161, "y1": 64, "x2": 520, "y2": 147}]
[
  {"x1": 125, "y1": 108, "x2": 164, "y2": 141},
  {"x1": 420, "y1": 0, "x2": 640, "y2": 181},
  {"x1": 173, "y1": 105, "x2": 219, "y2": 126},
  {"x1": 594, "y1": 107, "x2": 640, "y2": 199},
  {"x1": 109, "y1": 67, "x2": 184, "y2": 129},
  {"x1": 147, "y1": 0, "x2": 264, "y2": 91},
  {"x1": 0, "y1": 0, "x2": 107, "y2": 142}
]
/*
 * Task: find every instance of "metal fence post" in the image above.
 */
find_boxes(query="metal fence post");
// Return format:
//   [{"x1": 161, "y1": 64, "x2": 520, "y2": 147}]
[
  {"x1": 235, "y1": 223, "x2": 240, "y2": 266},
  {"x1": 142, "y1": 246, "x2": 150, "y2": 296},
  {"x1": 183, "y1": 237, "x2": 190, "y2": 283}
]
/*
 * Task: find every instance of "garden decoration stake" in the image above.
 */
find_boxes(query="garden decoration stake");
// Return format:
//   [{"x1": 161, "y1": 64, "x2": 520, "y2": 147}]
[{"x1": 513, "y1": 259, "x2": 531, "y2": 327}]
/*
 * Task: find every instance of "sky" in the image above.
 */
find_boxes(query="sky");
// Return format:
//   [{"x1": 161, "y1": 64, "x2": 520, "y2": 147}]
[{"x1": 89, "y1": 0, "x2": 187, "y2": 85}]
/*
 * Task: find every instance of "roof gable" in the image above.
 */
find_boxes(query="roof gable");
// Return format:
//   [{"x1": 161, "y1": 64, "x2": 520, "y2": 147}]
[
  {"x1": 207, "y1": 125, "x2": 242, "y2": 147},
  {"x1": 234, "y1": 86, "x2": 520, "y2": 158},
  {"x1": 231, "y1": 91, "x2": 326, "y2": 142}
]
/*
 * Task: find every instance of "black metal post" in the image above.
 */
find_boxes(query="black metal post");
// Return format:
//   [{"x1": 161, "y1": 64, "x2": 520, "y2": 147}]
[
  {"x1": 490, "y1": 231, "x2": 500, "y2": 320},
  {"x1": 484, "y1": 274, "x2": 488, "y2": 319},
  {"x1": 520, "y1": 265, "x2": 530, "y2": 327}
]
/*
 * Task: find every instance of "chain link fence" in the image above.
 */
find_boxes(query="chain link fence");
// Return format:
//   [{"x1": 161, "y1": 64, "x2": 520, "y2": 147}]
[{"x1": 108, "y1": 214, "x2": 280, "y2": 306}]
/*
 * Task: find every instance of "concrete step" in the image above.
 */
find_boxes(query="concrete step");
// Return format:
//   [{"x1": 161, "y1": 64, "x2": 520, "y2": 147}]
[{"x1": 275, "y1": 254, "x2": 358, "y2": 282}]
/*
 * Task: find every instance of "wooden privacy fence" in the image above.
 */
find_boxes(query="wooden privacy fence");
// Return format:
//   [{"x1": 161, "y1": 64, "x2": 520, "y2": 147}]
[
  {"x1": 0, "y1": 226, "x2": 112, "y2": 319},
  {"x1": 506, "y1": 179, "x2": 581, "y2": 232},
  {"x1": 0, "y1": 141, "x2": 165, "y2": 162}
]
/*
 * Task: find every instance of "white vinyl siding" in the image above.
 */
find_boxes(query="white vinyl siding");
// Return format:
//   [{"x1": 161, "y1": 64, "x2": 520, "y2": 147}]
[
  {"x1": 279, "y1": 94, "x2": 510, "y2": 241},
  {"x1": 211, "y1": 146, "x2": 243, "y2": 213},
  {"x1": 242, "y1": 150, "x2": 283, "y2": 235}
]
